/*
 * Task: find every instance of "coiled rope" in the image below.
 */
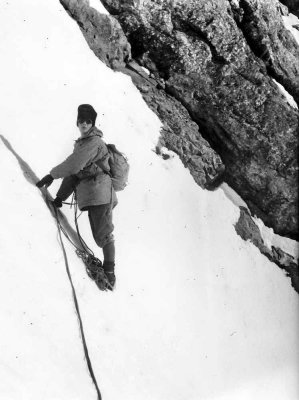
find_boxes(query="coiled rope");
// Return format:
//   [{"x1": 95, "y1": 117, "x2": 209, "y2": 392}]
[
  {"x1": 66, "y1": 194, "x2": 111, "y2": 291},
  {"x1": 53, "y1": 206, "x2": 102, "y2": 400},
  {"x1": 54, "y1": 194, "x2": 110, "y2": 291}
]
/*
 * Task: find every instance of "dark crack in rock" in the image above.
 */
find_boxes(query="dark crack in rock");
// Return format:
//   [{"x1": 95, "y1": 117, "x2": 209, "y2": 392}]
[
  {"x1": 230, "y1": 0, "x2": 299, "y2": 104},
  {"x1": 279, "y1": 0, "x2": 299, "y2": 18}
]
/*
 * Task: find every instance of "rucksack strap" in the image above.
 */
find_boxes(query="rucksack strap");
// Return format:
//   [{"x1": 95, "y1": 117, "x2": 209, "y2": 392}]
[
  {"x1": 95, "y1": 158, "x2": 111, "y2": 176},
  {"x1": 93, "y1": 134, "x2": 111, "y2": 175}
]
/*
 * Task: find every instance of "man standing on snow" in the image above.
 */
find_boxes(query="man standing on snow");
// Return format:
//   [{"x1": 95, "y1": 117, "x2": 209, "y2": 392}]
[{"x1": 36, "y1": 104, "x2": 117, "y2": 289}]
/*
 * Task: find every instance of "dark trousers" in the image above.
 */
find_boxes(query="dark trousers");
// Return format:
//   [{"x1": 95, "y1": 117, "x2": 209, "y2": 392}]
[
  {"x1": 56, "y1": 175, "x2": 79, "y2": 201},
  {"x1": 87, "y1": 204, "x2": 114, "y2": 248},
  {"x1": 56, "y1": 176, "x2": 115, "y2": 249}
]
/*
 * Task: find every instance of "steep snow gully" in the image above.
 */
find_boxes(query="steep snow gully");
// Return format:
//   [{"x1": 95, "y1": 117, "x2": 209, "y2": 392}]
[{"x1": 0, "y1": 1, "x2": 298, "y2": 400}]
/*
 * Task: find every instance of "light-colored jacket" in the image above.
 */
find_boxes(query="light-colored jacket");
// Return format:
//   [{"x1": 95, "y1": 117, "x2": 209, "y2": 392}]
[{"x1": 50, "y1": 127, "x2": 117, "y2": 210}]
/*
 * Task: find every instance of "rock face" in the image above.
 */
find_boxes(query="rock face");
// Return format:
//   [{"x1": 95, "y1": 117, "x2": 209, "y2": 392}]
[
  {"x1": 99, "y1": 0, "x2": 299, "y2": 240},
  {"x1": 60, "y1": 0, "x2": 298, "y2": 240},
  {"x1": 60, "y1": 0, "x2": 131, "y2": 69},
  {"x1": 231, "y1": 0, "x2": 299, "y2": 104},
  {"x1": 124, "y1": 61, "x2": 225, "y2": 187}
]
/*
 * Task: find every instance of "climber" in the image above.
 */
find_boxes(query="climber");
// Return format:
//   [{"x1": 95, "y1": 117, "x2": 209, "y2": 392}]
[{"x1": 36, "y1": 104, "x2": 117, "y2": 289}]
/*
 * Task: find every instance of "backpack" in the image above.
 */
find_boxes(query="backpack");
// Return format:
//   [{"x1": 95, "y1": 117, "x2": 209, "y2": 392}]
[{"x1": 96, "y1": 144, "x2": 129, "y2": 191}]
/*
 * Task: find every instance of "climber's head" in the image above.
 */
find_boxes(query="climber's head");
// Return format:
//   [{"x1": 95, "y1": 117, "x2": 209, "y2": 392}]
[{"x1": 77, "y1": 104, "x2": 97, "y2": 136}]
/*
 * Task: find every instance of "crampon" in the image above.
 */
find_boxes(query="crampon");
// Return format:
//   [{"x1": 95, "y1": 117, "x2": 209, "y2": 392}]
[{"x1": 75, "y1": 249, "x2": 113, "y2": 291}]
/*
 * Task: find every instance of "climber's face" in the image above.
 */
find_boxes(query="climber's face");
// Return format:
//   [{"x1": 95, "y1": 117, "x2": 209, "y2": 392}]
[{"x1": 78, "y1": 119, "x2": 93, "y2": 136}]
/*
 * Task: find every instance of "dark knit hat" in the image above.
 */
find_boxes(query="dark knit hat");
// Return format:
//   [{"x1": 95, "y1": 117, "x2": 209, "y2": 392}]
[{"x1": 77, "y1": 104, "x2": 97, "y2": 126}]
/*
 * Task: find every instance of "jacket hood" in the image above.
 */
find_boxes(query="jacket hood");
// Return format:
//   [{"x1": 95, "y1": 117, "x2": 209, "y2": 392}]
[
  {"x1": 77, "y1": 126, "x2": 103, "y2": 142},
  {"x1": 90, "y1": 126, "x2": 103, "y2": 137}
]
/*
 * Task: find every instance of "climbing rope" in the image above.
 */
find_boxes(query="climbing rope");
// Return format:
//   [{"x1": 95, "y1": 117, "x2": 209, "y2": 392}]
[
  {"x1": 53, "y1": 206, "x2": 102, "y2": 400},
  {"x1": 51, "y1": 195, "x2": 111, "y2": 290},
  {"x1": 73, "y1": 195, "x2": 95, "y2": 256}
]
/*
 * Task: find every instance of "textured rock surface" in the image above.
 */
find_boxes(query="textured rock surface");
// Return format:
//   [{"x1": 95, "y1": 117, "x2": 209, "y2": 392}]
[
  {"x1": 100, "y1": 0, "x2": 299, "y2": 240},
  {"x1": 123, "y1": 61, "x2": 225, "y2": 187},
  {"x1": 230, "y1": 0, "x2": 299, "y2": 104},
  {"x1": 235, "y1": 207, "x2": 299, "y2": 293},
  {"x1": 60, "y1": 0, "x2": 131, "y2": 69}
]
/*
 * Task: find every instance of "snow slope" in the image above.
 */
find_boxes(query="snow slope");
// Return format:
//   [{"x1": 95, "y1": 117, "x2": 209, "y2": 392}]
[{"x1": 0, "y1": 1, "x2": 298, "y2": 399}]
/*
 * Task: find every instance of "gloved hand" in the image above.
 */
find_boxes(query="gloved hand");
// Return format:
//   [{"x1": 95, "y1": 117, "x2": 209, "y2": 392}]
[
  {"x1": 52, "y1": 196, "x2": 63, "y2": 208},
  {"x1": 36, "y1": 174, "x2": 54, "y2": 188}
]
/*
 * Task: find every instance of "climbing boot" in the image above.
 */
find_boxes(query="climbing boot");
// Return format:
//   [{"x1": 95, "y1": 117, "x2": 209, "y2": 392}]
[
  {"x1": 103, "y1": 261, "x2": 116, "y2": 291},
  {"x1": 105, "y1": 271, "x2": 116, "y2": 290}
]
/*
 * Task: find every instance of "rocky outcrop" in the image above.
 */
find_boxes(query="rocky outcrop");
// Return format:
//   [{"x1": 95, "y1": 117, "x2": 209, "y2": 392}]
[
  {"x1": 230, "y1": 0, "x2": 299, "y2": 104},
  {"x1": 235, "y1": 207, "x2": 299, "y2": 293},
  {"x1": 123, "y1": 61, "x2": 225, "y2": 187},
  {"x1": 60, "y1": 0, "x2": 298, "y2": 240},
  {"x1": 60, "y1": 0, "x2": 131, "y2": 69},
  {"x1": 99, "y1": 0, "x2": 299, "y2": 240}
]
